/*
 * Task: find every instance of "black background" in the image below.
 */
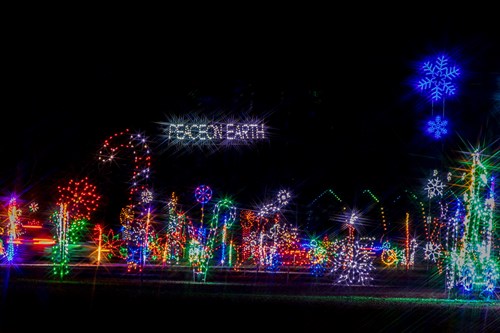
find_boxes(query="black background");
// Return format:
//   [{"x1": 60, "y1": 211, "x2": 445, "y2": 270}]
[{"x1": 3, "y1": 12, "x2": 499, "y2": 235}]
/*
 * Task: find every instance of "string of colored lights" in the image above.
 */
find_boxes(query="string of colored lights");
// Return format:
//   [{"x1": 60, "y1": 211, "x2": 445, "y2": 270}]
[
  {"x1": 0, "y1": 149, "x2": 495, "y2": 297},
  {"x1": 98, "y1": 129, "x2": 153, "y2": 272},
  {"x1": 6, "y1": 197, "x2": 22, "y2": 262},
  {"x1": 447, "y1": 149, "x2": 498, "y2": 298}
]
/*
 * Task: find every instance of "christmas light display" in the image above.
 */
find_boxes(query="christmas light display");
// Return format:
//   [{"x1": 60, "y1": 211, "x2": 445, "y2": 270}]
[
  {"x1": 0, "y1": 101, "x2": 495, "y2": 307},
  {"x1": 427, "y1": 115, "x2": 448, "y2": 139},
  {"x1": 424, "y1": 241, "x2": 442, "y2": 263},
  {"x1": 238, "y1": 209, "x2": 259, "y2": 266},
  {"x1": 253, "y1": 189, "x2": 294, "y2": 271},
  {"x1": 210, "y1": 197, "x2": 237, "y2": 266},
  {"x1": 91, "y1": 226, "x2": 124, "y2": 263},
  {"x1": 98, "y1": 129, "x2": 153, "y2": 272},
  {"x1": 50, "y1": 177, "x2": 102, "y2": 275},
  {"x1": 380, "y1": 241, "x2": 400, "y2": 267},
  {"x1": 306, "y1": 238, "x2": 329, "y2": 276},
  {"x1": 94, "y1": 224, "x2": 103, "y2": 264},
  {"x1": 51, "y1": 203, "x2": 70, "y2": 278},
  {"x1": 415, "y1": 53, "x2": 461, "y2": 140},
  {"x1": 257, "y1": 189, "x2": 292, "y2": 218},
  {"x1": 57, "y1": 177, "x2": 101, "y2": 222},
  {"x1": 28, "y1": 201, "x2": 39, "y2": 213},
  {"x1": 5, "y1": 197, "x2": 22, "y2": 262},
  {"x1": 187, "y1": 185, "x2": 216, "y2": 281},
  {"x1": 446, "y1": 149, "x2": 498, "y2": 298},
  {"x1": 195, "y1": 184, "x2": 212, "y2": 227},
  {"x1": 162, "y1": 193, "x2": 187, "y2": 265},
  {"x1": 417, "y1": 54, "x2": 460, "y2": 102},
  {"x1": 1, "y1": 198, "x2": 54, "y2": 262},
  {"x1": 326, "y1": 207, "x2": 377, "y2": 285},
  {"x1": 0, "y1": 170, "x2": 495, "y2": 300},
  {"x1": 331, "y1": 237, "x2": 375, "y2": 286},
  {"x1": 158, "y1": 114, "x2": 267, "y2": 153},
  {"x1": 403, "y1": 213, "x2": 418, "y2": 270},
  {"x1": 166, "y1": 122, "x2": 265, "y2": 141},
  {"x1": 425, "y1": 170, "x2": 445, "y2": 199}
]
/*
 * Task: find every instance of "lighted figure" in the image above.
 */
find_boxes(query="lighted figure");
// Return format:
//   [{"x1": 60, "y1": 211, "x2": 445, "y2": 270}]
[
  {"x1": 162, "y1": 193, "x2": 187, "y2": 265},
  {"x1": 98, "y1": 129, "x2": 153, "y2": 272},
  {"x1": 306, "y1": 238, "x2": 329, "y2": 277},
  {"x1": 145, "y1": 231, "x2": 163, "y2": 263},
  {"x1": 51, "y1": 177, "x2": 102, "y2": 274},
  {"x1": 187, "y1": 225, "x2": 209, "y2": 281},
  {"x1": 331, "y1": 237, "x2": 375, "y2": 286},
  {"x1": 195, "y1": 184, "x2": 212, "y2": 226},
  {"x1": 444, "y1": 200, "x2": 465, "y2": 289},
  {"x1": 380, "y1": 241, "x2": 400, "y2": 267},
  {"x1": 188, "y1": 193, "x2": 238, "y2": 281},
  {"x1": 210, "y1": 197, "x2": 237, "y2": 266},
  {"x1": 91, "y1": 226, "x2": 124, "y2": 263},
  {"x1": 119, "y1": 205, "x2": 144, "y2": 271},
  {"x1": 51, "y1": 203, "x2": 71, "y2": 278},
  {"x1": 1, "y1": 198, "x2": 53, "y2": 263},
  {"x1": 446, "y1": 149, "x2": 498, "y2": 298},
  {"x1": 187, "y1": 185, "x2": 215, "y2": 281},
  {"x1": 415, "y1": 53, "x2": 461, "y2": 140},
  {"x1": 5, "y1": 197, "x2": 23, "y2": 262},
  {"x1": 93, "y1": 224, "x2": 103, "y2": 264},
  {"x1": 328, "y1": 209, "x2": 376, "y2": 285},
  {"x1": 236, "y1": 189, "x2": 296, "y2": 271},
  {"x1": 252, "y1": 189, "x2": 294, "y2": 271},
  {"x1": 402, "y1": 212, "x2": 418, "y2": 270},
  {"x1": 238, "y1": 209, "x2": 259, "y2": 266},
  {"x1": 259, "y1": 219, "x2": 283, "y2": 271}
]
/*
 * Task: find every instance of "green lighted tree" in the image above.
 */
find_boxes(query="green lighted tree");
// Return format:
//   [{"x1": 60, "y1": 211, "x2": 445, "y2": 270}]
[{"x1": 447, "y1": 149, "x2": 498, "y2": 299}]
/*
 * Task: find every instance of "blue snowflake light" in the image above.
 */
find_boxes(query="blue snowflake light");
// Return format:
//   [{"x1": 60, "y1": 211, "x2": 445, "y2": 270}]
[
  {"x1": 427, "y1": 115, "x2": 448, "y2": 139},
  {"x1": 417, "y1": 54, "x2": 460, "y2": 102}
]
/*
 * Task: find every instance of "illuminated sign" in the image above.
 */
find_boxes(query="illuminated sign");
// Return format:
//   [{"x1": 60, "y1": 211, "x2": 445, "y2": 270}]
[
  {"x1": 158, "y1": 115, "x2": 268, "y2": 151},
  {"x1": 166, "y1": 122, "x2": 265, "y2": 141}
]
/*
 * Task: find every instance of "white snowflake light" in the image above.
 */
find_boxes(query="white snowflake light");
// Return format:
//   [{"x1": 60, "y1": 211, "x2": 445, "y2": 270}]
[
  {"x1": 141, "y1": 189, "x2": 153, "y2": 204},
  {"x1": 425, "y1": 177, "x2": 444, "y2": 199}
]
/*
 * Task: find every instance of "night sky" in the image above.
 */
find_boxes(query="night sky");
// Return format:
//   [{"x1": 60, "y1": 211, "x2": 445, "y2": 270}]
[{"x1": 3, "y1": 14, "x2": 499, "y2": 233}]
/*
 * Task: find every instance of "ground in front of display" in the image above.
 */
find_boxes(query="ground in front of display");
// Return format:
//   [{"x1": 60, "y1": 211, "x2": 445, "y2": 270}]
[{"x1": 1, "y1": 263, "x2": 498, "y2": 332}]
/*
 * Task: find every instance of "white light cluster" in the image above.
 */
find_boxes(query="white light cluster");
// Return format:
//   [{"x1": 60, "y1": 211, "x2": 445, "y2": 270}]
[
  {"x1": 158, "y1": 114, "x2": 269, "y2": 153},
  {"x1": 166, "y1": 122, "x2": 265, "y2": 141}
]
